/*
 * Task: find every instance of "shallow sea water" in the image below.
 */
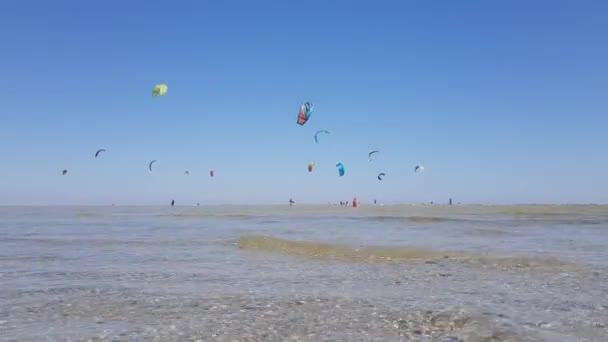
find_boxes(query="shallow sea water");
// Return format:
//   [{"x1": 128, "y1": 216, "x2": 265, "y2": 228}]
[{"x1": 1, "y1": 205, "x2": 608, "y2": 341}]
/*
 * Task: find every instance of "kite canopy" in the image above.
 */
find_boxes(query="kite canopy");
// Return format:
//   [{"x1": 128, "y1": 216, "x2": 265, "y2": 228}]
[
  {"x1": 62, "y1": 169, "x2": 68, "y2": 176},
  {"x1": 307, "y1": 162, "x2": 315, "y2": 173},
  {"x1": 415, "y1": 165, "x2": 425, "y2": 174},
  {"x1": 368, "y1": 150, "x2": 379, "y2": 161},
  {"x1": 210, "y1": 170, "x2": 215, "y2": 177},
  {"x1": 297, "y1": 102, "x2": 313, "y2": 125},
  {"x1": 95, "y1": 149, "x2": 106, "y2": 158},
  {"x1": 152, "y1": 84, "x2": 168, "y2": 97},
  {"x1": 377, "y1": 172, "x2": 386, "y2": 181},
  {"x1": 336, "y1": 162, "x2": 345, "y2": 177},
  {"x1": 149, "y1": 160, "x2": 157, "y2": 172},
  {"x1": 314, "y1": 130, "x2": 330, "y2": 143}
]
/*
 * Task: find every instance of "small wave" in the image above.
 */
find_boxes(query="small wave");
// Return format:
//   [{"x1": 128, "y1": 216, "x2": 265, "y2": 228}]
[
  {"x1": 495, "y1": 205, "x2": 608, "y2": 218},
  {"x1": 159, "y1": 213, "x2": 262, "y2": 220},
  {"x1": 527, "y1": 218, "x2": 608, "y2": 226},
  {"x1": 466, "y1": 227, "x2": 513, "y2": 237},
  {"x1": 463, "y1": 255, "x2": 572, "y2": 272},
  {"x1": 238, "y1": 235, "x2": 459, "y2": 262},
  {"x1": 369, "y1": 214, "x2": 608, "y2": 227},
  {"x1": 258, "y1": 220, "x2": 280, "y2": 224},
  {"x1": 364, "y1": 216, "x2": 471, "y2": 224},
  {"x1": 237, "y1": 235, "x2": 579, "y2": 273},
  {"x1": 0, "y1": 254, "x2": 71, "y2": 263},
  {"x1": 1, "y1": 237, "x2": 207, "y2": 248},
  {"x1": 77, "y1": 213, "x2": 97, "y2": 218}
]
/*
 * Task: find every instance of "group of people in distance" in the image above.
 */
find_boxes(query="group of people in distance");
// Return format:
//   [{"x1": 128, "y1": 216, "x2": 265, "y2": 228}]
[
  {"x1": 288, "y1": 197, "x2": 360, "y2": 207},
  {"x1": 339, "y1": 198, "x2": 359, "y2": 207}
]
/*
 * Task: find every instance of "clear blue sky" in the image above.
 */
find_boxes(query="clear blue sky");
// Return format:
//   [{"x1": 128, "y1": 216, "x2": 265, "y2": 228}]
[{"x1": 1, "y1": 0, "x2": 607, "y2": 205}]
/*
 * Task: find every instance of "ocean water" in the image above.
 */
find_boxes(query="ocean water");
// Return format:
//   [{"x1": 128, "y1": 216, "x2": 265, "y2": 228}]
[{"x1": 1, "y1": 205, "x2": 607, "y2": 341}]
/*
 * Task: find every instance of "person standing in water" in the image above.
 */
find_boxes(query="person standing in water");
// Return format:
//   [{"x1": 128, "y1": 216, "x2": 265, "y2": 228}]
[
  {"x1": 171, "y1": 200, "x2": 175, "y2": 207},
  {"x1": 449, "y1": 198, "x2": 453, "y2": 206},
  {"x1": 289, "y1": 198, "x2": 295, "y2": 206}
]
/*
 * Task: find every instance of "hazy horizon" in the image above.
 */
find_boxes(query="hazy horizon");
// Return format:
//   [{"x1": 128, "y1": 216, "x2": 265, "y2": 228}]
[{"x1": 1, "y1": 201, "x2": 607, "y2": 207}]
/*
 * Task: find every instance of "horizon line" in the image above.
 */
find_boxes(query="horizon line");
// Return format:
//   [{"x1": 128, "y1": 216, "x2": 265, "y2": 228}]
[{"x1": 0, "y1": 202, "x2": 606, "y2": 207}]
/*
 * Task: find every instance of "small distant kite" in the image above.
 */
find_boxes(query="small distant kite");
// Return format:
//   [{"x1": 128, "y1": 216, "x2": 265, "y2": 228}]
[
  {"x1": 314, "y1": 130, "x2": 330, "y2": 143},
  {"x1": 95, "y1": 149, "x2": 106, "y2": 158},
  {"x1": 184, "y1": 170, "x2": 190, "y2": 176},
  {"x1": 377, "y1": 172, "x2": 386, "y2": 181},
  {"x1": 152, "y1": 84, "x2": 168, "y2": 97},
  {"x1": 210, "y1": 170, "x2": 215, "y2": 177},
  {"x1": 415, "y1": 165, "x2": 425, "y2": 174},
  {"x1": 149, "y1": 160, "x2": 157, "y2": 172},
  {"x1": 62, "y1": 169, "x2": 68, "y2": 176},
  {"x1": 368, "y1": 150, "x2": 380, "y2": 161},
  {"x1": 297, "y1": 102, "x2": 313, "y2": 126},
  {"x1": 307, "y1": 162, "x2": 315, "y2": 173},
  {"x1": 336, "y1": 162, "x2": 345, "y2": 177}
]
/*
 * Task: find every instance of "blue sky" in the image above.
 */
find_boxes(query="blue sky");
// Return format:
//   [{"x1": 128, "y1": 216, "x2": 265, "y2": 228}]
[{"x1": 0, "y1": 0, "x2": 607, "y2": 205}]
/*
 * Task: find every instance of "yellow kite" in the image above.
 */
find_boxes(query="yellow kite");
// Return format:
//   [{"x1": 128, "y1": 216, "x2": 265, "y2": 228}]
[{"x1": 152, "y1": 84, "x2": 168, "y2": 97}]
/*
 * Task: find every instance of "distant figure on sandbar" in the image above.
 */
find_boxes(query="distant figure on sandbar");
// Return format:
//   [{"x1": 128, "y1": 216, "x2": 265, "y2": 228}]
[
  {"x1": 171, "y1": 200, "x2": 175, "y2": 207},
  {"x1": 289, "y1": 198, "x2": 295, "y2": 206},
  {"x1": 449, "y1": 198, "x2": 453, "y2": 206},
  {"x1": 352, "y1": 197, "x2": 359, "y2": 208}
]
